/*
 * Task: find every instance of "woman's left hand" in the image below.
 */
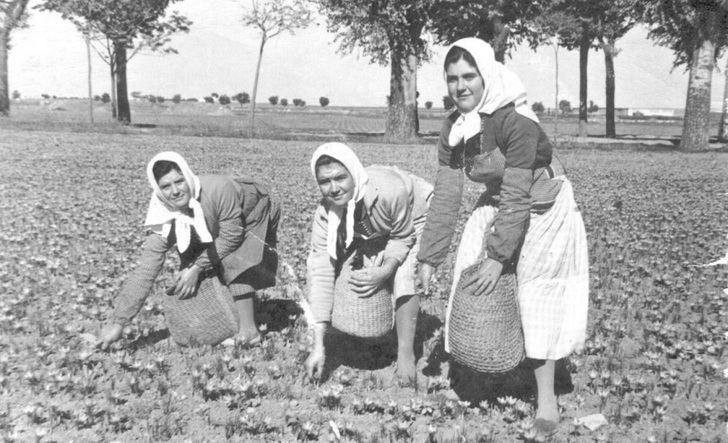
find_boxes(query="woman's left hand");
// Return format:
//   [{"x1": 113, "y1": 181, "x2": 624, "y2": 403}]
[
  {"x1": 173, "y1": 265, "x2": 203, "y2": 299},
  {"x1": 461, "y1": 257, "x2": 504, "y2": 297},
  {"x1": 349, "y1": 256, "x2": 398, "y2": 298}
]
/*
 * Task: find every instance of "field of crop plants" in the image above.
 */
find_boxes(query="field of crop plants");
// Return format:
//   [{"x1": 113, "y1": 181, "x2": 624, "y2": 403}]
[{"x1": 1, "y1": 127, "x2": 727, "y2": 442}]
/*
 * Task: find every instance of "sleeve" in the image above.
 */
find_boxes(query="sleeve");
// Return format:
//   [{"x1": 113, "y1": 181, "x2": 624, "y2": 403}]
[
  {"x1": 113, "y1": 233, "x2": 171, "y2": 325},
  {"x1": 306, "y1": 204, "x2": 336, "y2": 323},
  {"x1": 194, "y1": 180, "x2": 244, "y2": 271},
  {"x1": 381, "y1": 181, "x2": 416, "y2": 264},
  {"x1": 485, "y1": 112, "x2": 538, "y2": 264},
  {"x1": 416, "y1": 118, "x2": 464, "y2": 266}
]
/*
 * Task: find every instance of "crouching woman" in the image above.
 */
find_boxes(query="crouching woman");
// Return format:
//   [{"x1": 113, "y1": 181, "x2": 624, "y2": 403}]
[
  {"x1": 99, "y1": 151, "x2": 279, "y2": 348},
  {"x1": 304, "y1": 143, "x2": 432, "y2": 385}
]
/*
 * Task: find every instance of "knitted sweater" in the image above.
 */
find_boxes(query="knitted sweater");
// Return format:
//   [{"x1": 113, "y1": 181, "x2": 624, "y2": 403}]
[{"x1": 417, "y1": 103, "x2": 564, "y2": 267}]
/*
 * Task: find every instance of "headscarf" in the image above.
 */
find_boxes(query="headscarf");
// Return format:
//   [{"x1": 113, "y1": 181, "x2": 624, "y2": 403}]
[
  {"x1": 310, "y1": 143, "x2": 369, "y2": 260},
  {"x1": 445, "y1": 37, "x2": 540, "y2": 147},
  {"x1": 144, "y1": 151, "x2": 213, "y2": 253}
]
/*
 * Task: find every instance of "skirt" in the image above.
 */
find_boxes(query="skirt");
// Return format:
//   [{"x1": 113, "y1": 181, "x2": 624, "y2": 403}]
[{"x1": 445, "y1": 177, "x2": 588, "y2": 360}]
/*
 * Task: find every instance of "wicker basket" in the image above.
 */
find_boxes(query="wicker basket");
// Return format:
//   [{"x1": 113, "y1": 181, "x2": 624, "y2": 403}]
[
  {"x1": 448, "y1": 264, "x2": 524, "y2": 373},
  {"x1": 163, "y1": 275, "x2": 239, "y2": 346},
  {"x1": 331, "y1": 245, "x2": 394, "y2": 338}
]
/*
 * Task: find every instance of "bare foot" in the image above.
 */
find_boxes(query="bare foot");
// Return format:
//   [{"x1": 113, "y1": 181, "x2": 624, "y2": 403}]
[
  {"x1": 395, "y1": 354, "x2": 417, "y2": 388},
  {"x1": 535, "y1": 398, "x2": 560, "y2": 423}
]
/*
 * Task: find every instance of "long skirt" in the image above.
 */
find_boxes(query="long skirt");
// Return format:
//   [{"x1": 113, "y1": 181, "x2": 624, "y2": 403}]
[{"x1": 445, "y1": 177, "x2": 589, "y2": 360}]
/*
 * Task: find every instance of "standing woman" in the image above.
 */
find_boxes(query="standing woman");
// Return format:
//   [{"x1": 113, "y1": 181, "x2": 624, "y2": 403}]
[
  {"x1": 100, "y1": 151, "x2": 279, "y2": 348},
  {"x1": 417, "y1": 38, "x2": 588, "y2": 431}
]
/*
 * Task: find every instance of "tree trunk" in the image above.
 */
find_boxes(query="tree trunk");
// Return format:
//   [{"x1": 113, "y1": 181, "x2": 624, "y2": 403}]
[
  {"x1": 680, "y1": 12, "x2": 716, "y2": 151},
  {"x1": 250, "y1": 36, "x2": 266, "y2": 138},
  {"x1": 603, "y1": 38, "x2": 616, "y2": 138},
  {"x1": 109, "y1": 62, "x2": 117, "y2": 118},
  {"x1": 86, "y1": 32, "x2": 94, "y2": 124},
  {"x1": 113, "y1": 41, "x2": 130, "y2": 124},
  {"x1": 385, "y1": 51, "x2": 418, "y2": 143},
  {"x1": 492, "y1": 17, "x2": 508, "y2": 64},
  {"x1": 578, "y1": 33, "x2": 590, "y2": 138},
  {"x1": 719, "y1": 56, "x2": 728, "y2": 142},
  {"x1": 553, "y1": 39, "x2": 559, "y2": 136},
  {"x1": 0, "y1": 31, "x2": 9, "y2": 117}
]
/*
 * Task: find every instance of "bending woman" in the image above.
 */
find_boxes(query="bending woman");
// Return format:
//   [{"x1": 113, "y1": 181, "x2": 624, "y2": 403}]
[
  {"x1": 417, "y1": 38, "x2": 588, "y2": 430},
  {"x1": 305, "y1": 143, "x2": 433, "y2": 385},
  {"x1": 100, "y1": 151, "x2": 279, "y2": 348}
]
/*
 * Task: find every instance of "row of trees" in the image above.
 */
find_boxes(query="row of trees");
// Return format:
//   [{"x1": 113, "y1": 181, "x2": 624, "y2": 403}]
[{"x1": 1, "y1": 0, "x2": 727, "y2": 149}]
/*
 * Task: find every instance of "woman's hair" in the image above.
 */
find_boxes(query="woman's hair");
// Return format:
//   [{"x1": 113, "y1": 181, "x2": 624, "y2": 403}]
[
  {"x1": 152, "y1": 160, "x2": 182, "y2": 182},
  {"x1": 315, "y1": 155, "x2": 345, "y2": 172},
  {"x1": 444, "y1": 45, "x2": 479, "y2": 73}
]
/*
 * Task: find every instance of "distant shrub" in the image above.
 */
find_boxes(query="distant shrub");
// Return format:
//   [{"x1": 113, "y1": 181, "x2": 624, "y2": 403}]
[
  {"x1": 633, "y1": 111, "x2": 644, "y2": 118},
  {"x1": 131, "y1": 91, "x2": 143, "y2": 99},
  {"x1": 101, "y1": 93, "x2": 111, "y2": 104},
  {"x1": 93, "y1": 95, "x2": 101, "y2": 101},
  {"x1": 292, "y1": 98, "x2": 302, "y2": 107},
  {"x1": 319, "y1": 96, "x2": 329, "y2": 107},
  {"x1": 280, "y1": 98, "x2": 288, "y2": 106},
  {"x1": 558, "y1": 99, "x2": 571, "y2": 115},
  {"x1": 204, "y1": 96, "x2": 214, "y2": 103},
  {"x1": 588, "y1": 100, "x2": 599, "y2": 113},
  {"x1": 186, "y1": 98, "x2": 199, "y2": 102},
  {"x1": 219, "y1": 94, "x2": 231, "y2": 105},
  {"x1": 234, "y1": 92, "x2": 250, "y2": 105},
  {"x1": 211, "y1": 92, "x2": 219, "y2": 98},
  {"x1": 172, "y1": 94, "x2": 182, "y2": 104},
  {"x1": 156, "y1": 96, "x2": 165, "y2": 104},
  {"x1": 532, "y1": 101, "x2": 545, "y2": 114},
  {"x1": 41, "y1": 93, "x2": 50, "y2": 100},
  {"x1": 147, "y1": 95, "x2": 157, "y2": 103},
  {"x1": 268, "y1": 95, "x2": 278, "y2": 105},
  {"x1": 424, "y1": 101, "x2": 433, "y2": 110},
  {"x1": 11, "y1": 90, "x2": 20, "y2": 100},
  {"x1": 442, "y1": 95, "x2": 455, "y2": 110}
]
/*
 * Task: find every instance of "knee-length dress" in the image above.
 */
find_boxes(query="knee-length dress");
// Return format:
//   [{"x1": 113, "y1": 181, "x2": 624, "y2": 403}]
[{"x1": 417, "y1": 104, "x2": 588, "y2": 360}]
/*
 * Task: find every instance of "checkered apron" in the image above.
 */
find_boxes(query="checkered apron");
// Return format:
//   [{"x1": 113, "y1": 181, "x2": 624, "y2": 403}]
[{"x1": 445, "y1": 177, "x2": 588, "y2": 360}]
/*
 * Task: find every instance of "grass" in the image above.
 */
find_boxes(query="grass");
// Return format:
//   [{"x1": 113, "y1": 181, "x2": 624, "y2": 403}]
[{"x1": 0, "y1": 125, "x2": 727, "y2": 441}]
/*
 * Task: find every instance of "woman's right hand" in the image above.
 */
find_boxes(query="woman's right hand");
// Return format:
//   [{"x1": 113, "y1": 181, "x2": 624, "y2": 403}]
[
  {"x1": 305, "y1": 346, "x2": 326, "y2": 380},
  {"x1": 417, "y1": 262, "x2": 436, "y2": 293},
  {"x1": 99, "y1": 323, "x2": 123, "y2": 350}
]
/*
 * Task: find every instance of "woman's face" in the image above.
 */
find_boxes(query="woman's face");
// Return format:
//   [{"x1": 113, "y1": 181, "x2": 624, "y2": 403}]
[
  {"x1": 446, "y1": 58, "x2": 485, "y2": 113},
  {"x1": 157, "y1": 169, "x2": 191, "y2": 210},
  {"x1": 316, "y1": 161, "x2": 355, "y2": 208}
]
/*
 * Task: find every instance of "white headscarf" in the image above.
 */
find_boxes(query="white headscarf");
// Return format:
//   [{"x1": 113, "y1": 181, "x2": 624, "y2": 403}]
[
  {"x1": 445, "y1": 37, "x2": 540, "y2": 147},
  {"x1": 310, "y1": 143, "x2": 369, "y2": 260},
  {"x1": 144, "y1": 151, "x2": 213, "y2": 253}
]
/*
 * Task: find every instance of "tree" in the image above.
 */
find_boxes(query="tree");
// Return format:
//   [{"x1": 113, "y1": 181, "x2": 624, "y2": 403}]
[
  {"x1": 442, "y1": 95, "x2": 455, "y2": 110},
  {"x1": 41, "y1": 0, "x2": 192, "y2": 124},
  {"x1": 317, "y1": 0, "x2": 436, "y2": 142},
  {"x1": 0, "y1": 0, "x2": 29, "y2": 116},
  {"x1": 172, "y1": 93, "x2": 181, "y2": 104},
  {"x1": 268, "y1": 95, "x2": 278, "y2": 105},
  {"x1": 101, "y1": 92, "x2": 110, "y2": 103},
  {"x1": 587, "y1": 100, "x2": 599, "y2": 113},
  {"x1": 234, "y1": 92, "x2": 250, "y2": 106},
  {"x1": 280, "y1": 98, "x2": 288, "y2": 106},
  {"x1": 532, "y1": 101, "x2": 545, "y2": 114},
  {"x1": 429, "y1": 0, "x2": 546, "y2": 63},
  {"x1": 424, "y1": 100, "x2": 433, "y2": 109},
  {"x1": 11, "y1": 89, "x2": 19, "y2": 99},
  {"x1": 203, "y1": 96, "x2": 214, "y2": 103},
  {"x1": 640, "y1": 0, "x2": 728, "y2": 150},
  {"x1": 721, "y1": 57, "x2": 728, "y2": 142},
  {"x1": 219, "y1": 94, "x2": 231, "y2": 105},
  {"x1": 319, "y1": 96, "x2": 329, "y2": 107},
  {"x1": 243, "y1": 0, "x2": 312, "y2": 137},
  {"x1": 559, "y1": 99, "x2": 572, "y2": 115}
]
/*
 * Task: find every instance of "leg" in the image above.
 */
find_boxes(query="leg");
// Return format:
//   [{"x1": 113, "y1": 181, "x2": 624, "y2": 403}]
[
  {"x1": 394, "y1": 293, "x2": 419, "y2": 384},
  {"x1": 533, "y1": 359, "x2": 559, "y2": 422},
  {"x1": 232, "y1": 292, "x2": 260, "y2": 343}
]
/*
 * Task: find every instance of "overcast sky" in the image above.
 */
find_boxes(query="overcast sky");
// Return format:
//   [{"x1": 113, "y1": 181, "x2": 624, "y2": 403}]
[{"x1": 9, "y1": 0, "x2": 728, "y2": 111}]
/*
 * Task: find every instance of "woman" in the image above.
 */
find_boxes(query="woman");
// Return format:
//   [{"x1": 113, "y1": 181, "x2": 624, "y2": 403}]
[
  {"x1": 416, "y1": 38, "x2": 588, "y2": 433},
  {"x1": 99, "y1": 151, "x2": 279, "y2": 348},
  {"x1": 304, "y1": 143, "x2": 433, "y2": 385}
]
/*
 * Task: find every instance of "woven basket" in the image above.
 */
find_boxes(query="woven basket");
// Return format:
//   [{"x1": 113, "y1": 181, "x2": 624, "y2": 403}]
[
  {"x1": 448, "y1": 263, "x2": 524, "y2": 373},
  {"x1": 331, "y1": 245, "x2": 394, "y2": 338},
  {"x1": 163, "y1": 275, "x2": 239, "y2": 346}
]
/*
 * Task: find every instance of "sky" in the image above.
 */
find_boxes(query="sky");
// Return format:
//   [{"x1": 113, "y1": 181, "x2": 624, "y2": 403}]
[{"x1": 9, "y1": 0, "x2": 728, "y2": 111}]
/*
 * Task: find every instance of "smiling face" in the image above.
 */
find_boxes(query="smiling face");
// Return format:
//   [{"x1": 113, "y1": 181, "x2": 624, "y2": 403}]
[
  {"x1": 446, "y1": 58, "x2": 485, "y2": 114},
  {"x1": 316, "y1": 160, "x2": 355, "y2": 208},
  {"x1": 157, "y1": 169, "x2": 191, "y2": 210}
]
